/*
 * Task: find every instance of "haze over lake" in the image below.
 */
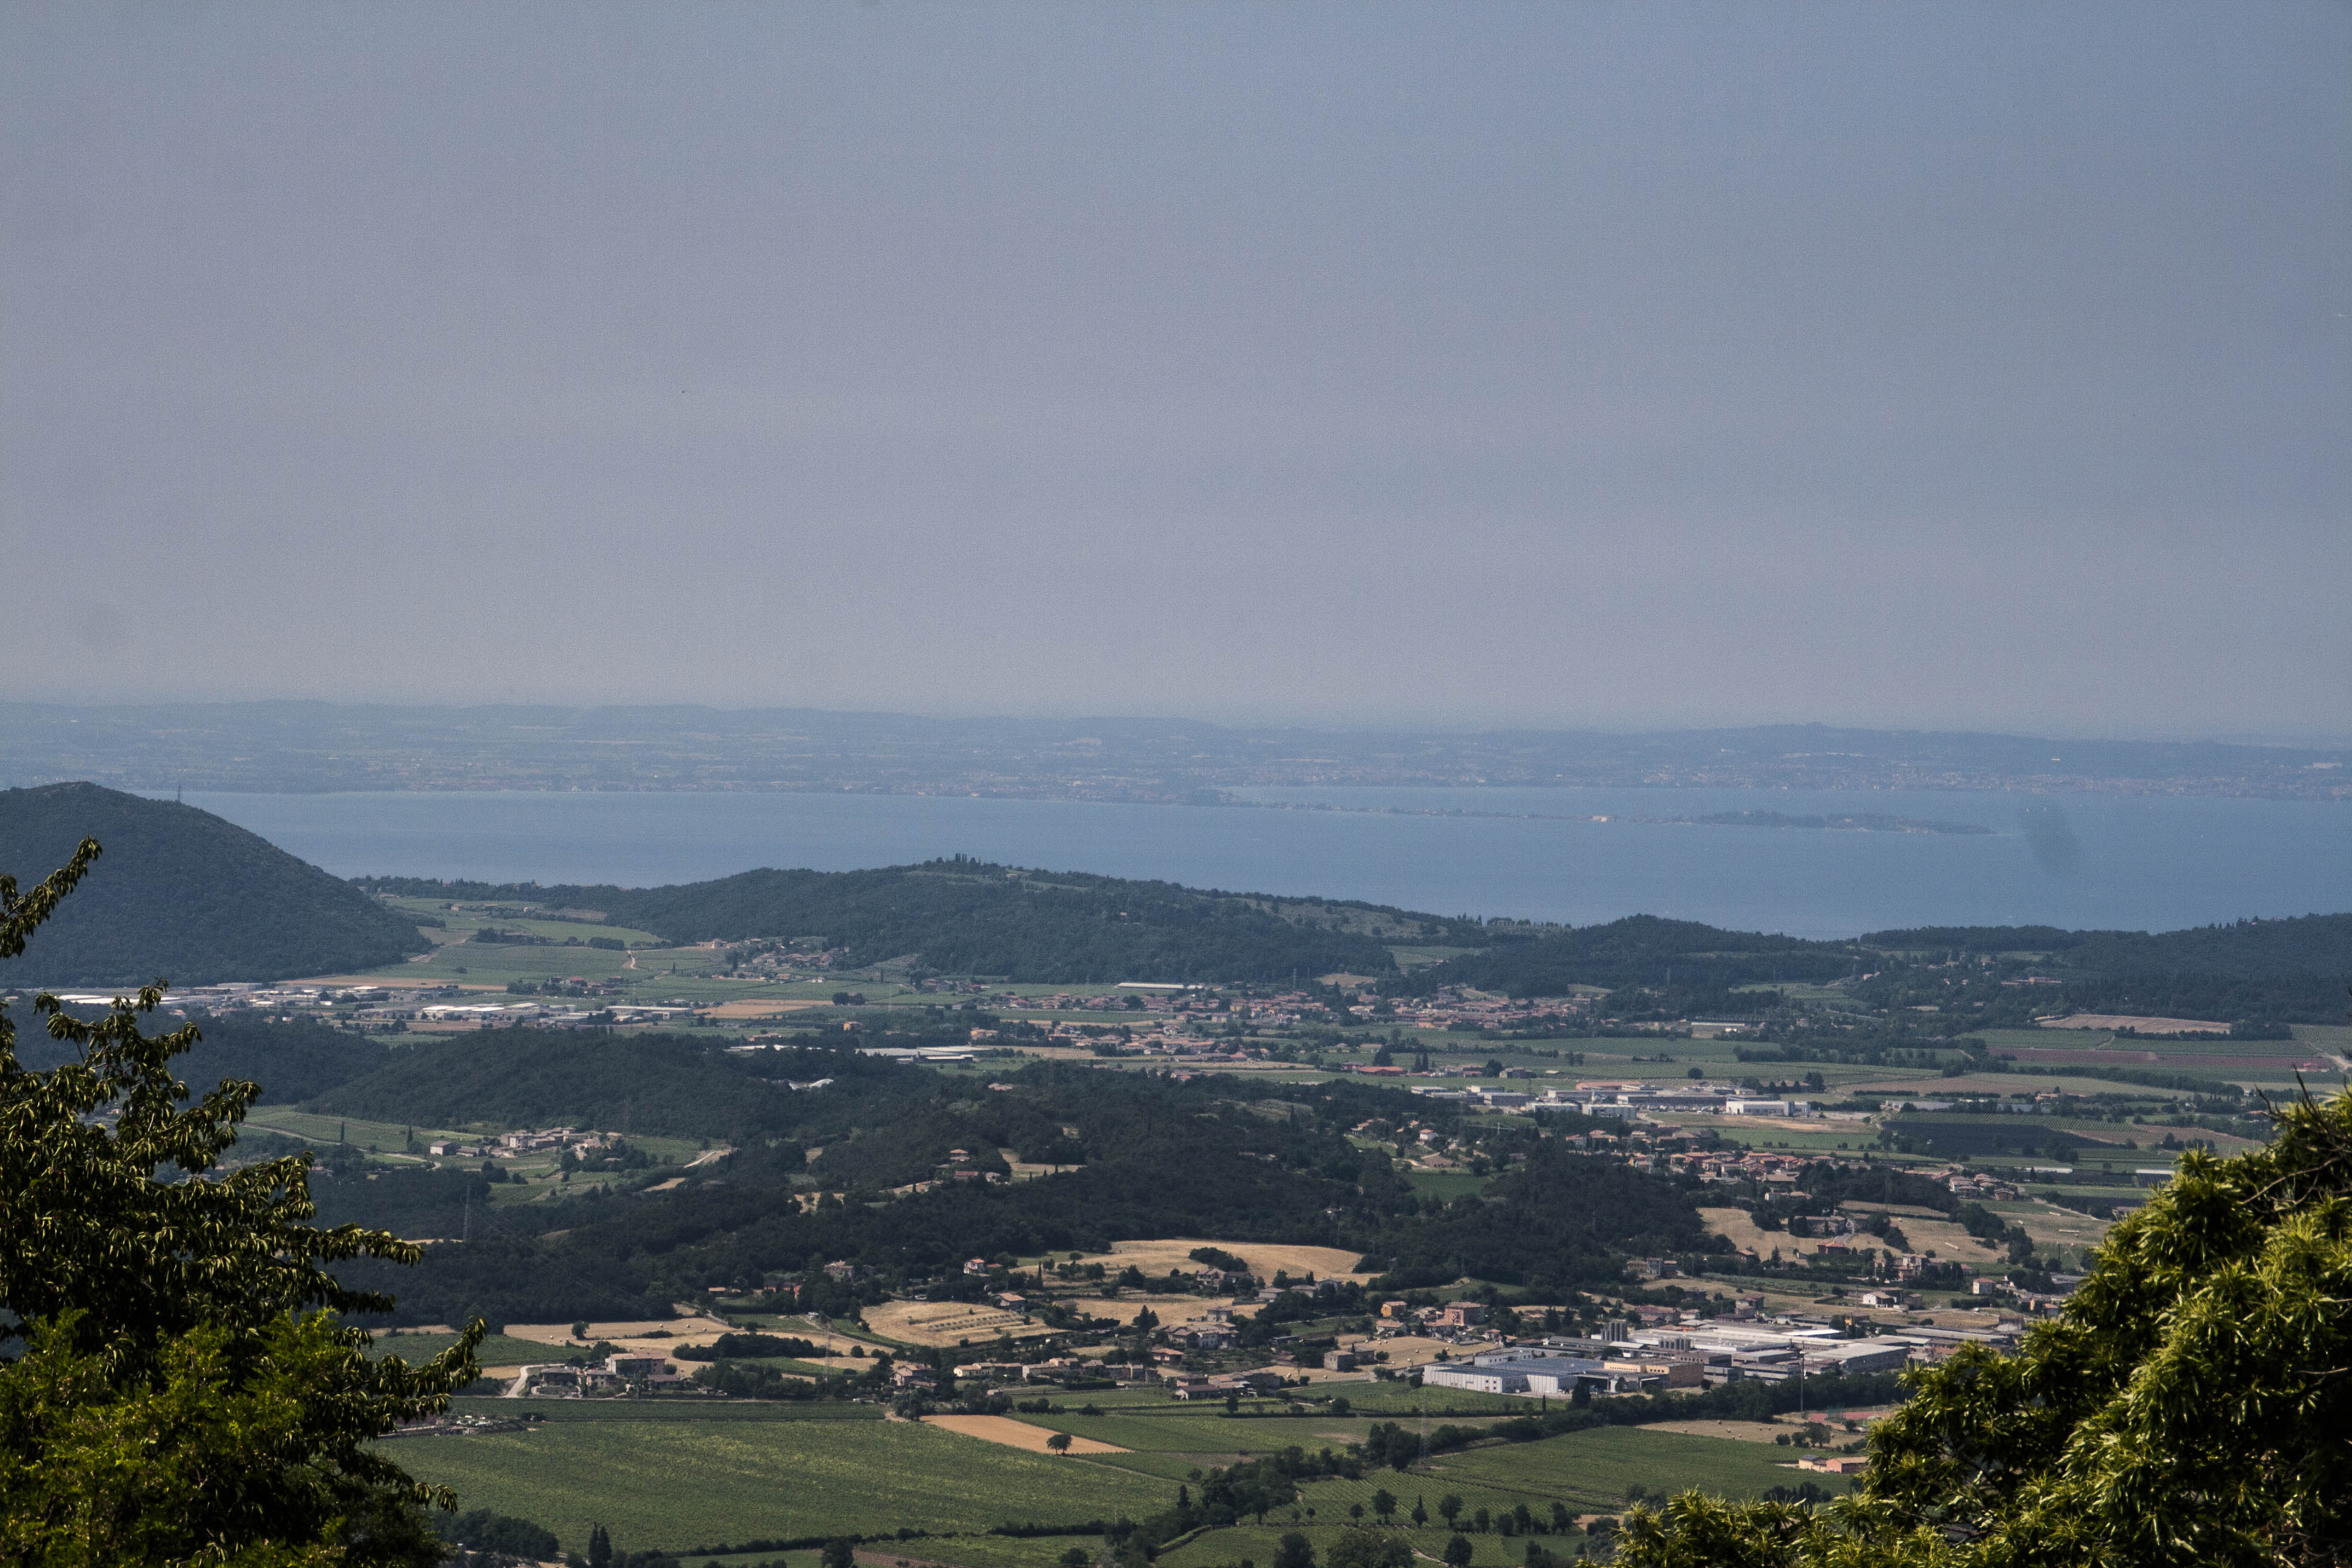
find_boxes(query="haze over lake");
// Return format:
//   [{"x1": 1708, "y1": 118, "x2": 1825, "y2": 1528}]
[{"x1": 165, "y1": 786, "x2": 2349, "y2": 939}]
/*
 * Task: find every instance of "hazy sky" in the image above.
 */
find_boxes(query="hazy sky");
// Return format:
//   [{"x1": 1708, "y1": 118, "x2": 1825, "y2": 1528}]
[{"x1": 4, "y1": 4, "x2": 2346, "y2": 737}]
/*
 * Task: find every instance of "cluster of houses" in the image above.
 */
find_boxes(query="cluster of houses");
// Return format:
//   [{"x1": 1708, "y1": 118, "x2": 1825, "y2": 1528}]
[
  {"x1": 356, "y1": 999, "x2": 688, "y2": 1028},
  {"x1": 421, "y1": 1126, "x2": 615, "y2": 1160},
  {"x1": 511, "y1": 1352, "x2": 684, "y2": 1397}
]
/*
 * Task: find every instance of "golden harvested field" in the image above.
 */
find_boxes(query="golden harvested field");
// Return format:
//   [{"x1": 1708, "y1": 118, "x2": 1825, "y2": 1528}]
[
  {"x1": 2001, "y1": 1199, "x2": 2114, "y2": 1256},
  {"x1": 865, "y1": 1301, "x2": 1056, "y2": 1348},
  {"x1": 499, "y1": 1309, "x2": 875, "y2": 1365},
  {"x1": 1359, "y1": 1333, "x2": 1455, "y2": 1370},
  {"x1": 2034, "y1": 1013, "x2": 2229, "y2": 1034},
  {"x1": 1834, "y1": 1207, "x2": 2008, "y2": 1269},
  {"x1": 1699, "y1": 1206, "x2": 1794, "y2": 1258},
  {"x1": 705, "y1": 998, "x2": 829, "y2": 1019},
  {"x1": 1701, "y1": 1206, "x2": 2008, "y2": 1273},
  {"x1": 1073, "y1": 1238, "x2": 1373, "y2": 1283},
  {"x1": 922, "y1": 1415, "x2": 1127, "y2": 1454},
  {"x1": 506, "y1": 1312, "x2": 732, "y2": 1348},
  {"x1": 1055, "y1": 1293, "x2": 1236, "y2": 1328}
]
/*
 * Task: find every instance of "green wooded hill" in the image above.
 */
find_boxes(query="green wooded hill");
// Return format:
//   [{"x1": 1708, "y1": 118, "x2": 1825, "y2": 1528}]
[
  {"x1": 1858, "y1": 913, "x2": 2352, "y2": 1022},
  {"x1": 1393, "y1": 915, "x2": 1864, "y2": 999},
  {"x1": 1394, "y1": 910, "x2": 2351, "y2": 1022},
  {"x1": 0, "y1": 783, "x2": 430, "y2": 985},
  {"x1": 315, "y1": 1044, "x2": 1711, "y2": 1326},
  {"x1": 354, "y1": 858, "x2": 1485, "y2": 982}
]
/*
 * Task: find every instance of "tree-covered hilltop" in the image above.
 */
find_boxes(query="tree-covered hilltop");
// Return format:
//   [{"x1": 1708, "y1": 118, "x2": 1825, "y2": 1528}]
[
  {"x1": 1858, "y1": 913, "x2": 2352, "y2": 1024},
  {"x1": 1391, "y1": 910, "x2": 2352, "y2": 1025},
  {"x1": 0, "y1": 782, "x2": 430, "y2": 984},
  {"x1": 1389, "y1": 915, "x2": 1863, "y2": 1001},
  {"x1": 352, "y1": 858, "x2": 1487, "y2": 982}
]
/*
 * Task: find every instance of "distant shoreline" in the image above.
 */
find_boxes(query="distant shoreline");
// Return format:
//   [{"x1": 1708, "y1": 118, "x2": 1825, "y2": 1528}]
[{"x1": 1219, "y1": 800, "x2": 1996, "y2": 835}]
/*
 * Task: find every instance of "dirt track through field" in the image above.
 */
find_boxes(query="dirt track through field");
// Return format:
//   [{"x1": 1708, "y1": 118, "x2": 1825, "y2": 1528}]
[{"x1": 921, "y1": 1414, "x2": 1127, "y2": 1453}]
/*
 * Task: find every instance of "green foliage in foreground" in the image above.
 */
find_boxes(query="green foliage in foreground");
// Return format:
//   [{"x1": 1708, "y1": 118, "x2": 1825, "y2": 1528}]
[
  {"x1": 1619, "y1": 1087, "x2": 2352, "y2": 1568},
  {"x1": 0, "y1": 838, "x2": 479, "y2": 1566}
]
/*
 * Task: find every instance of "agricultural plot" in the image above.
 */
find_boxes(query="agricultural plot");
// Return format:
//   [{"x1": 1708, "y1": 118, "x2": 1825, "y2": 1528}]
[
  {"x1": 447, "y1": 1397, "x2": 878, "y2": 1423},
  {"x1": 242, "y1": 1108, "x2": 466, "y2": 1149},
  {"x1": 383, "y1": 942, "x2": 651, "y2": 987},
  {"x1": 391, "y1": 1407, "x2": 1172, "y2": 1557},
  {"x1": 1159, "y1": 1523, "x2": 1556, "y2": 1568},
  {"x1": 1698, "y1": 1206, "x2": 1809, "y2": 1261},
  {"x1": 923, "y1": 1416, "x2": 1127, "y2": 1454},
  {"x1": 1988, "y1": 1199, "x2": 2113, "y2": 1259},
  {"x1": 1402, "y1": 1168, "x2": 1495, "y2": 1202},
  {"x1": 1828, "y1": 1206, "x2": 2010, "y2": 1269},
  {"x1": 382, "y1": 896, "x2": 666, "y2": 948},
  {"x1": 1673, "y1": 1120, "x2": 1879, "y2": 1159},
  {"x1": 1422, "y1": 1425, "x2": 1831, "y2": 1511},
  {"x1": 884, "y1": 1538, "x2": 1123, "y2": 1568},
  {"x1": 863, "y1": 1300, "x2": 1057, "y2": 1348},
  {"x1": 1071, "y1": 1238, "x2": 1374, "y2": 1284},
  {"x1": 1298, "y1": 1468, "x2": 1589, "y2": 1527},
  {"x1": 370, "y1": 1331, "x2": 564, "y2": 1369},
  {"x1": 1006, "y1": 1411, "x2": 1243, "y2": 1453},
  {"x1": 1296, "y1": 1381, "x2": 1532, "y2": 1418}
]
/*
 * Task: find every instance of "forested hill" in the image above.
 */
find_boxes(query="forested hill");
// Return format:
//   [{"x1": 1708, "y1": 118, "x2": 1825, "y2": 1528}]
[
  {"x1": 0, "y1": 783, "x2": 430, "y2": 985},
  {"x1": 318, "y1": 1045, "x2": 1716, "y2": 1326},
  {"x1": 1390, "y1": 916, "x2": 1864, "y2": 1003},
  {"x1": 1399, "y1": 911, "x2": 2352, "y2": 1024},
  {"x1": 353, "y1": 859, "x2": 1488, "y2": 982},
  {"x1": 1858, "y1": 913, "x2": 2352, "y2": 1023}
]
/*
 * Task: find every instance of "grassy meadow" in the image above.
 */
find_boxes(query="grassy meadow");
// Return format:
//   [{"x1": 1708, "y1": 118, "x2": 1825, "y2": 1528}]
[
  {"x1": 393, "y1": 1388, "x2": 1834, "y2": 1563},
  {"x1": 393, "y1": 1406, "x2": 1173, "y2": 1557}
]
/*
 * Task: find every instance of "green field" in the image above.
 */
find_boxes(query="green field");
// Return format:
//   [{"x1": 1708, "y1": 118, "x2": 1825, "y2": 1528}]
[
  {"x1": 1422, "y1": 1425, "x2": 1835, "y2": 1511},
  {"x1": 450, "y1": 1397, "x2": 878, "y2": 1423},
  {"x1": 1158, "y1": 1522, "x2": 1553, "y2": 1568},
  {"x1": 1403, "y1": 1168, "x2": 1498, "y2": 1202},
  {"x1": 1149, "y1": 1425, "x2": 1825, "y2": 1568},
  {"x1": 390, "y1": 1388, "x2": 1814, "y2": 1563},
  {"x1": 393, "y1": 1410, "x2": 1175, "y2": 1555},
  {"x1": 385, "y1": 896, "x2": 667, "y2": 949},
  {"x1": 244, "y1": 1106, "x2": 476, "y2": 1151},
  {"x1": 1285, "y1": 1382, "x2": 1534, "y2": 1418}
]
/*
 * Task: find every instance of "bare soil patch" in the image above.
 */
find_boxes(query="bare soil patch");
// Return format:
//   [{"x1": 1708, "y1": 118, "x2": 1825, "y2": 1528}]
[{"x1": 922, "y1": 1414, "x2": 1128, "y2": 1454}]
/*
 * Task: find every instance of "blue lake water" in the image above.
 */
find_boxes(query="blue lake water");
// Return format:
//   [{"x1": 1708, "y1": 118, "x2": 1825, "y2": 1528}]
[{"x1": 163, "y1": 786, "x2": 2351, "y2": 938}]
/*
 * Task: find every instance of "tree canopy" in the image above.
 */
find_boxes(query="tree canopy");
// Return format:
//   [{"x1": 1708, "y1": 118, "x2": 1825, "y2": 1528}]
[
  {"x1": 1618, "y1": 1085, "x2": 2352, "y2": 1568},
  {"x1": 353, "y1": 858, "x2": 1460, "y2": 982},
  {"x1": 0, "y1": 784, "x2": 429, "y2": 984},
  {"x1": 0, "y1": 837, "x2": 480, "y2": 1566}
]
